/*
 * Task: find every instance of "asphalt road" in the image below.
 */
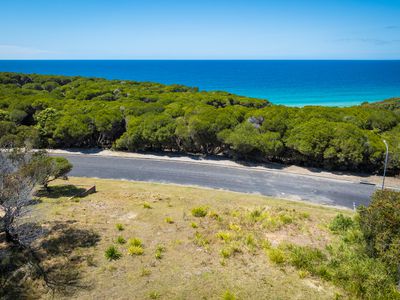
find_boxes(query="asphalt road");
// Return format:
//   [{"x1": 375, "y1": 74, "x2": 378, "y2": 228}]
[{"x1": 57, "y1": 154, "x2": 377, "y2": 209}]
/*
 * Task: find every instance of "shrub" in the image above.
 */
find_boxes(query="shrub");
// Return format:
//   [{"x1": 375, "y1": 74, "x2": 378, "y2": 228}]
[
  {"x1": 116, "y1": 236, "x2": 126, "y2": 244},
  {"x1": 285, "y1": 244, "x2": 326, "y2": 273},
  {"x1": 165, "y1": 217, "x2": 174, "y2": 224},
  {"x1": 359, "y1": 189, "x2": 400, "y2": 275},
  {"x1": 115, "y1": 223, "x2": 124, "y2": 231},
  {"x1": 105, "y1": 245, "x2": 122, "y2": 261},
  {"x1": 191, "y1": 206, "x2": 208, "y2": 217},
  {"x1": 128, "y1": 245, "x2": 144, "y2": 256},
  {"x1": 329, "y1": 214, "x2": 353, "y2": 232}
]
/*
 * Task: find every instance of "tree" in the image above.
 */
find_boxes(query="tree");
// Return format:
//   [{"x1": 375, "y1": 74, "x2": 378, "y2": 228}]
[{"x1": 359, "y1": 189, "x2": 400, "y2": 289}]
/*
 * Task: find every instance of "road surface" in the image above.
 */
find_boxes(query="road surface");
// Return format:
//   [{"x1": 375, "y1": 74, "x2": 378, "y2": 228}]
[{"x1": 56, "y1": 154, "x2": 376, "y2": 209}]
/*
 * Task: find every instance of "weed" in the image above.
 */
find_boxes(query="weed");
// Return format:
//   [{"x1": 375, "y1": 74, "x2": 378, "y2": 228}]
[
  {"x1": 116, "y1": 236, "x2": 126, "y2": 244},
  {"x1": 143, "y1": 202, "x2": 152, "y2": 209},
  {"x1": 128, "y1": 245, "x2": 144, "y2": 256},
  {"x1": 191, "y1": 206, "x2": 208, "y2": 217},
  {"x1": 105, "y1": 245, "x2": 122, "y2": 261},
  {"x1": 115, "y1": 223, "x2": 124, "y2": 231},
  {"x1": 165, "y1": 217, "x2": 174, "y2": 224}
]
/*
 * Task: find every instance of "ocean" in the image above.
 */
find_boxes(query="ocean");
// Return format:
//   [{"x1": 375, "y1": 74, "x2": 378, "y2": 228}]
[{"x1": 0, "y1": 60, "x2": 399, "y2": 106}]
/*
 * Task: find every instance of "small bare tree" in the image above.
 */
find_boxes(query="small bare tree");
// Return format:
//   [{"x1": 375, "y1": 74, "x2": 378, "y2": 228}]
[{"x1": 0, "y1": 148, "x2": 36, "y2": 243}]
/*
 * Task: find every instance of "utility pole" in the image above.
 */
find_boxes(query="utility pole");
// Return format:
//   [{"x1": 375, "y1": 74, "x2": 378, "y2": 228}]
[{"x1": 382, "y1": 139, "x2": 389, "y2": 190}]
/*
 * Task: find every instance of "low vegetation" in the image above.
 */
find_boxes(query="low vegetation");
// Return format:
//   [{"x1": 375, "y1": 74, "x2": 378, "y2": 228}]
[
  {"x1": 2, "y1": 176, "x2": 399, "y2": 299},
  {"x1": 1, "y1": 72, "x2": 399, "y2": 173}
]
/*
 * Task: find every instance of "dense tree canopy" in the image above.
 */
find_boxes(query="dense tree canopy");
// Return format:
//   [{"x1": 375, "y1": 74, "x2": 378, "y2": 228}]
[{"x1": 0, "y1": 72, "x2": 399, "y2": 173}]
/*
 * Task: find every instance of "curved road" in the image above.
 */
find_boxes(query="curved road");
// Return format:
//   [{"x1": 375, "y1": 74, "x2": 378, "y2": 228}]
[{"x1": 57, "y1": 154, "x2": 376, "y2": 209}]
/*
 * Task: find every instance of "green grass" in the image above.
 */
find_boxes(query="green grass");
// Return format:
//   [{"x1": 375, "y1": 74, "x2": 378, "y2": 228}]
[
  {"x1": 105, "y1": 245, "x2": 122, "y2": 261},
  {"x1": 191, "y1": 206, "x2": 208, "y2": 217}
]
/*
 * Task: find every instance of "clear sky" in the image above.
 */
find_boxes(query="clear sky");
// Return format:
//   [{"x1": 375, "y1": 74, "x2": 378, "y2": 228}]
[{"x1": 1, "y1": 0, "x2": 399, "y2": 59}]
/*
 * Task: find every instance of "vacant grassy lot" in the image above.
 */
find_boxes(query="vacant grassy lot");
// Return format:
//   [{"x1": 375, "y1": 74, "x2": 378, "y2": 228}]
[{"x1": 15, "y1": 177, "x2": 351, "y2": 299}]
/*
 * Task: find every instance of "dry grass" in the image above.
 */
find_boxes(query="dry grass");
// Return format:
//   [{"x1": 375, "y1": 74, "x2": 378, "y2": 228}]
[{"x1": 24, "y1": 177, "x2": 351, "y2": 299}]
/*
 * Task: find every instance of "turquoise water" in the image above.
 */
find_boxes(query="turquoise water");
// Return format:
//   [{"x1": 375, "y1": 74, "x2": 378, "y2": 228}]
[{"x1": 0, "y1": 60, "x2": 399, "y2": 106}]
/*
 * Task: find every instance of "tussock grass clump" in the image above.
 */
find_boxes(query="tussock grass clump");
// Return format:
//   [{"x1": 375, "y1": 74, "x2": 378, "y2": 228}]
[
  {"x1": 194, "y1": 232, "x2": 209, "y2": 247},
  {"x1": 216, "y1": 231, "x2": 234, "y2": 243},
  {"x1": 105, "y1": 245, "x2": 122, "y2": 261},
  {"x1": 128, "y1": 238, "x2": 143, "y2": 247},
  {"x1": 140, "y1": 267, "x2": 152, "y2": 277},
  {"x1": 220, "y1": 242, "x2": 242, "y2": 258},
  {"x1": 115, "y1": 223, "x2": 124, "y2": 231},
  {"x1": 191, "y1": 206, "x2": 208, "y2": 217},
  {"x1": 116, "y1": 236, "x2": 126, "y2": 244},
  {"x1": 143, "y1": 202, "x2": 152, "y2": 209},
  {"x1": 190, "y1": 222, "x2": 198, "y2": 228},
  {"x1": 128, "y1": 245, "x2": 144, "y2": 256},
  {"x1": 165, "y1": 217, "x2": 174, "y2": 224},
  {"x1": 155, "y1": 244, "x2": 166, "y2": 259},
  {"x1": 266, "y1": 247, "x2": 286, "y2": 265},
  {"x1": 149, "y1": 291, "x2": 160, "y2": 299},
  {"x1": 209, "y1": 211, "x2": 222, "y2": 221},
  {"x1": 228, "y1": 223, "x2": 241, "y2": 232},
  {"x1": 223, "y1": 290, "x2": 236, "y2": 300}
]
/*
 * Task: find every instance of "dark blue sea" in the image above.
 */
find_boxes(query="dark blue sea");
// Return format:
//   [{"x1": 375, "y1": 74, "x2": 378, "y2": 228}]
[{"x1": 0, "y1": 60, "x2": 399, "y2": 106}]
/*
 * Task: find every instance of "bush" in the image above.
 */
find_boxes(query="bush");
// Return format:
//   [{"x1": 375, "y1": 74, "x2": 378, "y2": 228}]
[
  {"x1": 359, "y1": 189, "x2": 400, "y2": 276},
  {"x1": 191, "y1": 206, "x2": 208, "y2": 217},
  {"x1": 216, "y1": 231, "x2": 233, "y2": 243},
  {"x1": 329, "y1": 214, "x2": 353, "y2": 232},
  {"x1": 105, "y1": 245, "x2": 122, "y2": 261}
]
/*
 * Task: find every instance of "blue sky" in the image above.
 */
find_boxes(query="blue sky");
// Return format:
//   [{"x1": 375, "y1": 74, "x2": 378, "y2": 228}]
[{"x1": 1, "y1": 0, "x2": 399, "y2": 59}]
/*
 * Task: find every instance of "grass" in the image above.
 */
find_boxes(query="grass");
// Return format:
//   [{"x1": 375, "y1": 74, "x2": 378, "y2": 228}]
[
  {"x1": 191, "y1": 206, "x2": 208, "y2": 217},
  {"x1": 115, "y1": 223, "x2": 125, "y2": 231},
  {"x1": 27, "y1": 177, "x2": 352, "y2": 299},
  {"x1": 105, "y1": 245, "x2": 122, "y2": 261}
]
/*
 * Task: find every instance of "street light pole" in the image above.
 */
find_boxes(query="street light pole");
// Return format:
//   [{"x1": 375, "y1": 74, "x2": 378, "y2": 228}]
[{"x1": 382, "y1": 139, "x2": 389, "y2": 190}]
